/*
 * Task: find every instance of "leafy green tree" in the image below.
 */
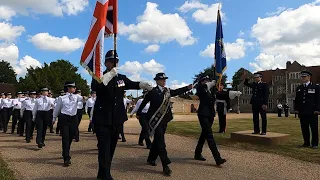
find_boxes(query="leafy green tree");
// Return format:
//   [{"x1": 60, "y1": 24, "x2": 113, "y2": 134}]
[
  {"x1": 232, "y1": 68, "x2": 252, "y2": 90},
  {"x1": 0, "y1": 60, "x2": 17, "y2": 84}
]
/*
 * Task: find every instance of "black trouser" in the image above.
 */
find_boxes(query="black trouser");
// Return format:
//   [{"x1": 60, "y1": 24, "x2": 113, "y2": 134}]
[
  {"x1": 11, "y1": 109, "x2": 21, "y2": 134},
  {"x1": 75, "y1": 109, "x2": 83, "y2": 141},
  {"x1": 218, "y1": 112, "x2": 226, "y2": 132},
  {"x1": 19, "y1": 110, "x2": 26, "y2": 136},
  {"x1": 47, "y1": 109, "x2": 54, "y2": 132},
  {"x1": 60, "y1": 114, "x2": 77, "y2": 161},
  {"x1": 138, "y1": 113, "x2": 151, "y2": 146},
  {"x1": 299, "y1": 114, "x2": 319, "y2": 147},
  {"x1": 88, "y1": 107, "x2": 93, "y2": 132},
  {"x1": 119, "y1": 123, "x2": 125, "y2": 140},
  {"x1": 2, "y1": 108, "x2": 12, "y2": 132},
  {"x1": 147, "y1": 122, "x2": 171, "y2": 167},
  {"x1": 0, "y1": 109, "x2": 3, "y2": 130},
  {"x1": 56, "y1": 114, "x2": 62, "y2": 135},
  {"x1": 284, "y1": 110, "x2": 289, "y2": 117},
  {"x1": 24, "y1": 110, "x2": 34, "y2": 141},
  {"x1": 195, "y1": 115, "x2": 222, "y2": 162},
  {"x1": 95, "y1": 124, "x2": 119, "y2": 179},
  {"x1": 252, "y1": 105, "x2": 267, "y2": 133},
  {"x1": 35, "y1": 111, "x2": 50, "y2": 145},
  {"x1": 277, "y1": 109, "x2": 282, "y2": 117}
]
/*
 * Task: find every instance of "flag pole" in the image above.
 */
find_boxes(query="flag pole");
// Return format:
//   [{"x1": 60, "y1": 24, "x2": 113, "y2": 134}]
[{"x1": 112, "y1": 0, "x2": 118, "y2": 129}]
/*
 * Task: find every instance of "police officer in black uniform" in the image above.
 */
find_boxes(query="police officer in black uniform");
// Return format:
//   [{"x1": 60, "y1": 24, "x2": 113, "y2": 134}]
[
  {"x1": 216, "y1": 83, "x2": 230, "y2": 133},
  {"x1": 91, "y1": 50, "x2": 153, "y2": 180},
  {"x1": 194, "y1": 75, "x2": 226, "y2": 166},
  {"x1": 294, "y1": 70, "x2": 320, "y2": 149},
  {"x1": 244, "y1": 72, "x2": 269, "y2": 135},
  {"x1": 284, "y1": 103, "x2": 290, "y2": 117},
  {"x1": 136, "y1": 72, "x2": 192, "y2": 176}
]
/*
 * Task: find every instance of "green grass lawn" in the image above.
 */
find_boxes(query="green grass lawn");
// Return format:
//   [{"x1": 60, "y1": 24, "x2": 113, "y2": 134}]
[
  {"x1": 0, "y1": 155, "x2": 15, "y2": 180},
  {"x1": 167, "y1": 116, "x2": 320, "y2": 164}
]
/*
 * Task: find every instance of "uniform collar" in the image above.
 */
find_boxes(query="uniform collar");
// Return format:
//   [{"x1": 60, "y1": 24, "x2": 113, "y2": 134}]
[
  {"x1": 158, "y1": 85, "x2": 164, "y2": 92},
  {"x1": 305, "y1": 81, "x2": 310, "y2": 87}
]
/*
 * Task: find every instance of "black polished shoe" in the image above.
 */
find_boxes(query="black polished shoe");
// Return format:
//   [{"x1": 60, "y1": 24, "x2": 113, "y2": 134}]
[
  {"x1": 163, "y1": 166, "x2": 172, "y2": 176},
  {"x1": 63, "y1": 159, "x2": 71, "y2": 167},
  {"x1": 138, "y1": 142, "x2": 144, "y2": 146},
  {"x1": 312, "y1": 146, "x2": 318, "y2": 149},
  {"x1": 147, "y1": 160, "x2": 157, "y2": 166},
  {"x1": 75, "y1": 139, "x2": 79, "y2": 142},
  {"x1": 194, "y1": 154, "x2": 206, "y2": 161},
  {"x1": 26, "y1": 140, "x2": 31, "y2": 143},
  {"x1": 216, "y1": 158, "x2": 227, "y2": 166},
  {"x1": 38, "y1": 144, "x2": 43, "y2": 148},
  {"x1": 252, "y1": 132, "x2": 260, "y2": 134},
  {"x1": 301, "y1": 144, "x2": 310, "y2": 148},
  {"x1": 42, "y1": 143, "x2": 46, "y2": 147},
  {"x1": 121, "y1": 139, "x2": 126, "y2": 142},
  {"x1": 260, "y1": 132, "x2": 266, "y2": 135}
]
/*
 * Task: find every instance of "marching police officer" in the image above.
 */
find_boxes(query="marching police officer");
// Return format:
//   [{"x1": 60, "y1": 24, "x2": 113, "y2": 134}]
[
  {"x1": 55, "y1": 90, "x2": 66, "y2": 135},
  {"x1": 194, "y1": 75, "x2": 226, "y2": 166},
  {"x1": 1, "y1": 92, "x2": 13, "y2": 133},
  {"x1": 12, "y1": 91, "x2": 25, "y2": 134},
  {"x1": 216, "y1": 83, "x2": 230, "y2": 133},
  {"x1": 21, "y1": 91, "x2": 37, "y2": 143},
  {"x1": 244, "y1": 72, "x2": 269, "y2": 135},
  {"x1": 0, "y1": 92, "x2": 5, "y2": 131},
  {"x1": 47, "y1": 90, "x2": 55, "y2": 133},
  {"x1": 294, "y1": 70, "x2": 320, "y2": 149},
  {"x1": 130, "y1": 90, "x2": 151, "y2": 149},
  {"x1": 91, "y1": 50, "x2": 152, "y2": 180},
  {"x1": 136, "y1": 72, "x2": 192, "y2": 176},
  {"x1": 53, "y1": 81, "x2": 83, "y2": 166},
  {"x1": 74, "y1": 89, "x2": 83, "y2": 142},
  {"x1": 85, "y1": 91, "x2": 96, "y2": 133},
  {"x1": 284, "y1": 103, "x2": 290, "y2": 117},
  {"x1": 33, "y1": 88, "x2": 55, "y2": 148}
]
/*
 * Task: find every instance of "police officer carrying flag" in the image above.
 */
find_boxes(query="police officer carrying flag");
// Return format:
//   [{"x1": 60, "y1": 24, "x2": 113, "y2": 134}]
[
  {"x1": 294, "y1": 70, "x2": 320, "y2": 149},
  {"x1": 91, "y1": 50, "x2": 153, "y2": 180},
  {"x1": 244, "y1": 72, "x2": 269, "y2": 135},
  {"x1": 53, "y1": 81, "x2": 83, "y2": 166}
]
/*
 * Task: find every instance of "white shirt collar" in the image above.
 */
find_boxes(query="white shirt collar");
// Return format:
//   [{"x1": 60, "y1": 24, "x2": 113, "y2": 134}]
[
  {"x1": 305, "y1": 81, "x2": 310, "y2": 86},
  {"x1": 158, "y1": 85, "x2": 164, "y2": 92}
]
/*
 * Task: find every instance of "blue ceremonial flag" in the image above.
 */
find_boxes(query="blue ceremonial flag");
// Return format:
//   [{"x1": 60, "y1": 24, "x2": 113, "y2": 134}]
[{"x1": 214, "y1": 9, "x2": 227, "y2": 86}]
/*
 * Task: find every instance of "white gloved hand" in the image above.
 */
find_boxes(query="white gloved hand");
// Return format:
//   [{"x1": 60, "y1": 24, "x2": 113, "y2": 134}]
[
  {"x1": 205, "y1": 80, "x2": 216, "y2": 90},
  {"x1": 102, "y1": 68, "x2": 118, "y2": 86},
  {"x1": 139, "y1": 81, "x2": 153, "y2": 91},
  {"x1": 229, "y1": 91, "x2": 242, "y2": 99}
]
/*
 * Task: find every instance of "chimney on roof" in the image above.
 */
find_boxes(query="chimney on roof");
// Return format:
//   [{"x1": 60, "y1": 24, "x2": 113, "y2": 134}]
[{"x1": 286, "y1": 61, "x2": 291, "y2": 69}]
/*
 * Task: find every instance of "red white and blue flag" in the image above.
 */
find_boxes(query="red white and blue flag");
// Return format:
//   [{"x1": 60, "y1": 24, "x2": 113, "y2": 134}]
[{"x1": 80, "y1": 0, "x2": 117, "y2": 83}]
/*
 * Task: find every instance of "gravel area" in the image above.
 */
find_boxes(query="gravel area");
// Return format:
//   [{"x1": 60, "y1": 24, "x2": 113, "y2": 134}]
[{"x1": 0, "y1": 117, "x2": 319, "y2": 180}]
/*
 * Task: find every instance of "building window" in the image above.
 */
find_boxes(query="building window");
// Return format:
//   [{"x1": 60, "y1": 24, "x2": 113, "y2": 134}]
[
  {"x1": 289, "y1": 72, "x2": 300, "y2": 79},
  {"x1": 291, "y1": 83, "x2": 300, "y2": 93},
  {"x1": 277, "y1": 86, "x2": 285, "y2": 94},
  {"x1": 242, "y1": 87, "x2": 252, "y2": 95},
  {"x1": 273, "y1": 75, "x2": 284, "y2": 82},
  {"x1": 268, "y1": 99, "x2": 273, "y2": 109},
  {"x1": 269, "y1": 87, "x2": 273, "y2": 95}
]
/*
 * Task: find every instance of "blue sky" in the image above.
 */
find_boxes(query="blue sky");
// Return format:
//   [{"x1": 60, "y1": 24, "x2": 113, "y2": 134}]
[{"x1": 1, "y1": 0, "x2": 320, "y2": 95}]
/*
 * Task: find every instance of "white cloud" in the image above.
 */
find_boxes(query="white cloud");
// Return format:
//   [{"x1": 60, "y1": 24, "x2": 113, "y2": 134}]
[
  {"x1": 178, "y1": 1, "x2": 225, "y2": 24},
  {"x1": 0, "y1": 43, "x2": 19, "y2": 64},
  {"x1": 250, "y1": 1, "x2": 320, "y2": 71},
  {"x1": 0, "y1": 0, "x2": 88, "y2": 17},
  {"x1": 119, "y1": 59, "x2": 165, "y2": 77},
  {"x1": 29, "y1": 33, "x2": 84, "y2": 53},
  {"x1": 144, "y1": 44, "x2": 160, "y2": 53},
  {"x1": 0, "y1": 22, "x2": 25, "y2": 42},
  {"x1": 200, "y1": 39, "x2": 253, "y2": 60},
  {"x1": 266, "y1": 7, "x2": 286, "y2": 16},
  {"x1": 170, "y1": 80, "x2": 189, "y2": 89},
  {"x1": 0, "y1": 6, "x2": 16, "y2": 21},
  {"x1": 119, "y1": 2, "x2": 196, "y2": 46},
  {"x1": 14, "y1": 55, "x2": 42, "y2": 76},
  {"x1": 238, "y1": 30, "x2": 244, "y2": 37}
]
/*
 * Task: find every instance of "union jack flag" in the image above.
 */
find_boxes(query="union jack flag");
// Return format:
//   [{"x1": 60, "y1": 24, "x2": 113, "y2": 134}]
[
  {"x1": 80, "y1": 0, "x2": 118, "y2": 83},
  {"x1": 105, "y1": 0, "x2": 117, "y2": 37}
]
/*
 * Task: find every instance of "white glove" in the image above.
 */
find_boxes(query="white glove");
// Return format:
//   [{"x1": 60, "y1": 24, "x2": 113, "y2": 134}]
[
  {"x1": 102, "y1": 68, "x2": 118, "y2": 86},
  {"x1": 139, "y1": 81, "x2": 153, "y2": 91},
  {"x1": 206, "y1": 80, "x2": 216, "y2": 90},
  {"x1": 229, "y1": 91, "x2": 242, "y2": 99}
]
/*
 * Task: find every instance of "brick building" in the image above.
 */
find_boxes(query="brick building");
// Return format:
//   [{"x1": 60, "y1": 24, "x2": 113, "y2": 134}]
[{"x1": 233, "y1": 61, "x2": 320, "y2": 113}]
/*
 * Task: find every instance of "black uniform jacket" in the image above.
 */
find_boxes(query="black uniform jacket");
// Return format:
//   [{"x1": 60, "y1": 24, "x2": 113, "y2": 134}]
[
  {"x1": 216, "y1": 89, "x2": 230, "y2": 113},
  {"x1": 294, "y1": 83, "x2": 320, "y2": 115},
  {"x1": 137, "y1": 85, "x2": 189, "y2": 124},
  {"x1": 244, "y1": 78, "x2": 269, "y2": 106},
  {"x1": 196, "y1": 83, "x2": 216, "y2": 117},
  {"x1": 91, "y1": 73, "x2": 140, "y2": 126}
]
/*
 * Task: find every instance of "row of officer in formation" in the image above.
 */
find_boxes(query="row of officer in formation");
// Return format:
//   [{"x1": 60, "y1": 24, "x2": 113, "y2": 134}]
[{"x1": 244, "y1": 70, "x2": 319, "y2": 149}]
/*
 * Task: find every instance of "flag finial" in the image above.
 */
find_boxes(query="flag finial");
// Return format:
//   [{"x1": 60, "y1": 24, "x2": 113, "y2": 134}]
[{"x1": 218, "y1": 3, "x2": 221, "y2": 10}]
